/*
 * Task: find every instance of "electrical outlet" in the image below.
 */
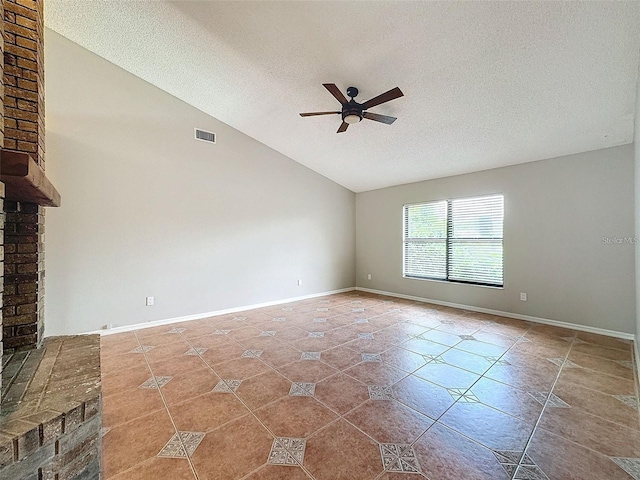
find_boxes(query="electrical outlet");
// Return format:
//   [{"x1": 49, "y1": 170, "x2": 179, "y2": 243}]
[
  {"x1": 520, "y1": 292, "x2": 527, "y2": 302},
  {"x1": 297, "y1": 279, "x2": 303, "y2": 286},
  {"x1": 367, "y1": 274, "x2": 372, "y2": 280},
  {"x1": 103, "y1": 324, "x2": 113, "y2": 330},
  {"x1": 146, "y1": 296, "x2": 155, "y2": 306}
]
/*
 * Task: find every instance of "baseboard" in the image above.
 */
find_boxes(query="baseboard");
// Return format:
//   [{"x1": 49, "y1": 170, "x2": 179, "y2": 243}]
[
  {"x1": 88, "y1": 287, "x2": 356, "y2": 336},
  {"x1": 356, "y1": 286, "x2": 635, "y2": 340}
]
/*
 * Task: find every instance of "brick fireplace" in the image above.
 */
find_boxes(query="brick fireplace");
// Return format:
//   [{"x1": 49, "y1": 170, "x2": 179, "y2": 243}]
[
  {"x1": 0, "y1": 1, "x2": 103, "y2": 478},
  {"x1": 2, "y1": 0, "x2": 47, "y2": 354}
]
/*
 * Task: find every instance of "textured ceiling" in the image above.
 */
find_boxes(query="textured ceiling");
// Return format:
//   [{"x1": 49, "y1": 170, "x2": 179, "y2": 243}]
[{"x1": 45, "y1": 1, "x2": 640, "y2": 192}]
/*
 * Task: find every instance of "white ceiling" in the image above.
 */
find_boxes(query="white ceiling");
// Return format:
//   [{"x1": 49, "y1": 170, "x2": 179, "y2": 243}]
[{"x1": 46, "y1": 1, "x2": 640, "y2": 193}]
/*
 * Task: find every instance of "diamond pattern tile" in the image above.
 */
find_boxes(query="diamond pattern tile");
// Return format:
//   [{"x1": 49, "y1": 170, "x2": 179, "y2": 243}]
[
  {"x1": 611, "y1": 458, "x2": 640, "y2": 479},
  {"x1": 514, "y1": 464, "x2": 550, "y2": 479},
  {"x1": 289, "y1": 382, "x2": 316, "y2": 397},
  {"x1": 547, "y1": 357, "x2": 581, "y2": 368},
  {"x1": 485, "y1": 356, "x2": 511, "y2": 366},
  {"x1": 242, "y1": 349, "x2": 264, "y2": 358},
  {"x1": 560, "y1": 336, "x2": 586, "y2": 344},
  {"x1": 616, "y1": 360, "x2": 634, "y2": 369},
  {"x1": 494, "y1": 449, "x2": 523, "y2": 465},
  {"x1": 212, "y1": 379, "x2": 242, "y2": 393},
  {"x1": 528, "y1": 391, "x2": 570, "y2": 408},
  {"x1": 100, "y1": 292, "x2": 640, "y2": 480},
  {"x1": 184, "y1": 347, "x2": 208, "y2": 356},
  {"x1": 494, "y1": 450, "x2": 550, "y2": 479},
  {"x1": 423, "y1": 354, "x2": 446, "y2": 364},
  {"x1": 267, "y1": 437, "x2": 306, "y2": 466},
  {"x1": 447, "y1": 388, "x2": 480, "y2": 403},
  {"x1": 139, "y1": 376, "x2": 173, "y2": 389},
  {"x1": 301, "y1": 352, "x2": 321, "y2": 360},
  {"x1": 547, "y1": 358, "x2": 565, "y2": 367},
  {"x1": 362, "y1": 353, "x2": 382, "y2": 363},
  {"x1": 613, "y1": 395, "x2": 638, "y2": 410},
  {"x1": 380, "y1": 443, "x2": 421, "y2": 473},
  {"x1": 563, "y1": 360, "x2": 582, "y2": 368},
  {"x1": 157, "y1": 431, "x2": 205, "y2": 458},
  {"x1": 368, "y1": 385, "x2": 394, "y2": 401},
  {"x1": 129, "y1": 345, "x2": 154, "y2": 353}
]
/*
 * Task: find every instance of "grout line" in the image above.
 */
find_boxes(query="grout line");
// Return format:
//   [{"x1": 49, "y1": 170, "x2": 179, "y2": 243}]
[
  {"x1": 513, "y1": 331, "x2": 577, "y2": 479},
  {"x1": 176, "y1": 296, "x2": 437, "y2": 477},
  {"x1": 405, "y1": 321, "x2": 538, "y2": 456},
  {"x1": 33, "y1": 341, "x2": 63, "y2": 411},
  {"x1": 133, "y1": 331, "x2": 200, "y2": 480},
  {"x1": 101, "y1": 291, "x2": 634, "y2": 480},
  {"x1": 177, "y1": 330, "x2": 319, "y2": 479},
  {"x1": 172, "y1": 298, "x2": 530, "y2": 473}
]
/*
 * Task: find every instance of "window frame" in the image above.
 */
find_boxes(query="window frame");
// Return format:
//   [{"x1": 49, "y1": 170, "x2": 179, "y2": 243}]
[{"x1": 402, "y1": 194, "x2": 504, "y2": 288}]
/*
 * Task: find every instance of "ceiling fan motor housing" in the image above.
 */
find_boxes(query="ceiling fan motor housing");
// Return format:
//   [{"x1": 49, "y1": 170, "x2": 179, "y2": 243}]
[{"x1": 342, "y1": 102, "x2": 363, "y2": 123}]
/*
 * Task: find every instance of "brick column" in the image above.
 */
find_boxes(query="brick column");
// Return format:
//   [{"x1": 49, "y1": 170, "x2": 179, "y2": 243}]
[
  {"x1": 4, "y1": 0, "x2": 44, "y2": 168},
  {"x1": 3, "y1": 200, "x2": 42, "y2": 352},
  {"x1": 0, "y1": 182, "x2": 4, "y2": 395},
  {"x1": 0, "y1": 0, "x2": 6, "y2": 396},
  {"x1": 2, "y1": 0, "x2": 44, "y2": 353}
]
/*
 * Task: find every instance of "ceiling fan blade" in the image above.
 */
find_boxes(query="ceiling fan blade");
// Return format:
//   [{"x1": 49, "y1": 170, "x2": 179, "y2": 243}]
[
  {"x1": 337, "y1": 122, "x2": 349, "y2": 133},
  {"x1": 362, "y1": 87, "x2": 404, "y2": 109},
  {"x1": 299, "y1": 111, "x2": 341, "y2": 117},
  {"x1": 323, "y1": 83, "x2": 348, "y2": 105},
  {"x1": 363, "y1": 112, "x2": 397, "y2": 125}
]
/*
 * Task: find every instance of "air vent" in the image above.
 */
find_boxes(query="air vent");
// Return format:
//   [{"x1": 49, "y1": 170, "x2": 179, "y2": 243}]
[{"x1": 195, "y1": 128, "x2": 216, "y2": 144}]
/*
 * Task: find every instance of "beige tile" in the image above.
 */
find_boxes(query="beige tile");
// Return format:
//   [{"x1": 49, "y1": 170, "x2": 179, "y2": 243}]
[
  {"x1": 102, "y1": 410, "x2": 175, "y2": 478},
  {"x1": 254, "y1": 396, "x2": 338, "y2": 438},
  {"x1": 345, "y1": 399, "x2": 434, "y2": 443},
  {"x1": 413, "y1": 423, "x2": 509, "y2": 480},
  {"x1": 304, "y1": 419, "x2": 384, "y2": 480},
  {"x1": 191, "y1": 415, "x2": 274, "y2": 479}
]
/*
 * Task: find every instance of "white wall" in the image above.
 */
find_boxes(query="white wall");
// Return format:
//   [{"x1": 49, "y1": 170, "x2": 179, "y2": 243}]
[
  {"x1": 44, "y1": 31, "x2": 355, "y2": 335},
  {"x1": 635, "y1": 63, "x2": 640, "y2": 352},
  {"x1": 356, "y1": 146, "x2": 636, "y2": 334}
]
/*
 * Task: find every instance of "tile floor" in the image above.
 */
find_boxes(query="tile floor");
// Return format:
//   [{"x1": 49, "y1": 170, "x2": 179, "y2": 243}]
[{"x1": 100, "y1": 291, "x2": 640, "y2": 479}]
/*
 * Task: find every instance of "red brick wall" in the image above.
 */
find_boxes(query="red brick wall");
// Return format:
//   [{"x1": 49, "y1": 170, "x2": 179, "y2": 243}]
[
  {"x1": 3, "y1": 0, "x2": 44, "y2": 168},
  {"x1": 0, "y1": 0, "x2": 5, "y2": 391},
  {"x1": 2, "y1": 200, "x2": 43, "y2": 351},
  {"x1": 2, "y1": 0, "x2": 44, "y2": 353}
]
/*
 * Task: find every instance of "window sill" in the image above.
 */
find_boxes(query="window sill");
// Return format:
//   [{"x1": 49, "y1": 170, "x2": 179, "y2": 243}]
[{"x1": 403, "y1": 275, "x2": 504, "y2": 290}]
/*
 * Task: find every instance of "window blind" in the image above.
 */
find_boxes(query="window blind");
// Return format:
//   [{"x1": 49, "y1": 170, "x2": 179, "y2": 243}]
[{"x1": 403, "y1": 194, "x2": 504, "y2": 287}]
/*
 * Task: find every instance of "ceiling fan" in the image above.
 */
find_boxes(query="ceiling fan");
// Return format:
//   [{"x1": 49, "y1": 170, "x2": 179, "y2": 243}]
[{"x1": 300, "y1": 84, "x2": 404, "y2": 133}]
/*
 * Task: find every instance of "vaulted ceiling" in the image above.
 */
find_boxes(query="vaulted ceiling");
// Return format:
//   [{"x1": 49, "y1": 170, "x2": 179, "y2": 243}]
[{"x1": 46, "y1": 1, "x2": 640, "y2": 192}]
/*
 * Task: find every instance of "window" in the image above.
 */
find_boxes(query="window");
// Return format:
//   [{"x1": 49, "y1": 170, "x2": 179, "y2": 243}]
[{"x1": 403, "y1": 194, "x2": 504, "y2": 287}]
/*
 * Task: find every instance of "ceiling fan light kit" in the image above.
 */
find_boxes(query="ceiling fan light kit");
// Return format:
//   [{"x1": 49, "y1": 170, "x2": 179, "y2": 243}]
[{"x1": 300, "y1": 83, "x2": 404, "y2": 133}]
